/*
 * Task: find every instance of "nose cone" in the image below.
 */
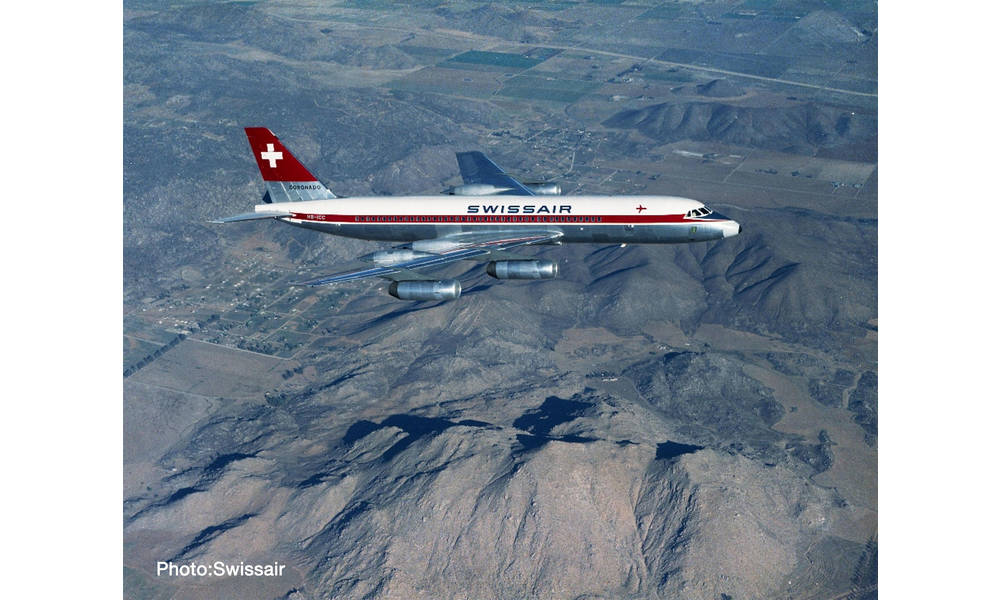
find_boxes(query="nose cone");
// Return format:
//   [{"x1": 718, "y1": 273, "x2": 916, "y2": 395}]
[{"x1": 721, "y1": 220, "x2": 741, "y2": 238}]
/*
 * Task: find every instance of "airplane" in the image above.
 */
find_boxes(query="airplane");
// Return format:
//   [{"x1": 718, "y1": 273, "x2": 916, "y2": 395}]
[{"x1": 212, "y1": 127, "x2": 741, "y2": 301}]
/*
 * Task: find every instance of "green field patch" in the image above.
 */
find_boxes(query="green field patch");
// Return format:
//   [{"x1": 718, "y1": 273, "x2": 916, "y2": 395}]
[
  {"x1": 713, "y1": 53, "x2": 791, "y2": 78},
  {"x1": 736, "y1": 0, "x2": 780, "y2": 7},
  {"x1": 387, "y1": 67, "x2": 501, "y2": 98},
  {"x1": 658, "y1": 47, "x2": 708, "y2": 65},
  {"x1": 658, "y1": 48, "x2": 791, "y2": 78},
  {"x1": 822, "y1": 0, "x2": 876, "y2": 10},
  {"x1": 498, "y1": 76, "x2": 601, "y2": 103},
  {"x1": 443, "y1": 50, "x2": 544, "y2": 71},
  {"x1": 638, "y1": 4, "x2": 685, "y2": 19},
  {"x1": 397, "y1": 45, "x2": 459, "y2": 60},
  {"x1": 523, "y1": 47, "x2": 563, "y2": 61}
]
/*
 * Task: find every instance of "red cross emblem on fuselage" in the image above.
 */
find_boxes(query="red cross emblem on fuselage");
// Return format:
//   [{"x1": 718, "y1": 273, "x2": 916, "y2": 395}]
[{"x1": 636, "y1": 205, "x2": 647, "y2": 213}]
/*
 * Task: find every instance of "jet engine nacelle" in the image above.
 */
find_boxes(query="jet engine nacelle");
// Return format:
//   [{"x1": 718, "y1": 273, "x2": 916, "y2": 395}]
[
  {"x1": 361, "y1": 249, "x2": 434, "y2": 266},
  {"x1": 486, "y1": 260, "x2": 559, "y2": 280},
  {"x1": 524, "y1": 182, "x2": 561, "y2": 195},
  {"x1": 388, "y1": 279, "x2": 462, "y2": 301},
  {"x1": 449, "y1": 184, "x2": 511, "y2": 196}
]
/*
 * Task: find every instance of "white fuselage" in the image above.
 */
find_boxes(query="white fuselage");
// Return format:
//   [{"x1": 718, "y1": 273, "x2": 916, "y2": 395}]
[{"x1": 255, "y1": 195, "x2": 741, "y2": 244}]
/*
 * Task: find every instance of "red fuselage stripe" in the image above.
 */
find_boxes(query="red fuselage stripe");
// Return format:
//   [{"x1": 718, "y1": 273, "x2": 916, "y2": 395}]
[{"x1": 288, "y1": 213, "x2": 724, "y2": 224}]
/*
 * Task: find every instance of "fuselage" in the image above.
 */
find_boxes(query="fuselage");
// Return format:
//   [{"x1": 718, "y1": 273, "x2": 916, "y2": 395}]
[{"x1": 257, "y1": 195, "x2": 741, "y2": 245}]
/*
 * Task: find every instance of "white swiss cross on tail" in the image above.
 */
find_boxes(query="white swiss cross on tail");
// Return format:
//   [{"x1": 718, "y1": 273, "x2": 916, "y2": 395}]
[
  {"x1": 260, "y1": 143, "x2": 283, "y2": 168},
  {"x1": 244, "y1": 128, "x2": 320, "y2": 183}
]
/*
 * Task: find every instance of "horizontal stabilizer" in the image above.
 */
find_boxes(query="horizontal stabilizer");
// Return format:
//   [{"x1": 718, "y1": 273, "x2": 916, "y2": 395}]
[{"x1": 209, "y1": 211, "x2": 290, "y2": 224}]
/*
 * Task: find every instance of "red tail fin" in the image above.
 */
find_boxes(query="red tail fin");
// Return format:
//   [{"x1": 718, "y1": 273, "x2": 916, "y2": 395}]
[
  {"x1": 243, "y1": 127, "x2": 337, "y2": 202},
  {"x1": 244, "y1": 127, "x2": 318, "y2": 182}
]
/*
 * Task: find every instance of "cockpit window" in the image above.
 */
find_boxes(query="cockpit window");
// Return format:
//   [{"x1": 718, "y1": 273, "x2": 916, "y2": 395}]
[{"x1": 687, "y1": 206, "x2": 714, "y2": 218}]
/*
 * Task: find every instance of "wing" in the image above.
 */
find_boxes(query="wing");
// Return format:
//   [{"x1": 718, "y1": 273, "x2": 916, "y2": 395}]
[
  {"x1": 455, "y1": 151, "x2": 536, "y2": 196},
  {"x1": 294, "y1": 231, "x2": 561, "y2": 287}
]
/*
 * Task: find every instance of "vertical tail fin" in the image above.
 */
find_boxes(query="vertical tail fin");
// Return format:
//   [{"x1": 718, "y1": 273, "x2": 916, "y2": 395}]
[{"x1": 244, "y1": 127, "x2": 337, "y2": 203}]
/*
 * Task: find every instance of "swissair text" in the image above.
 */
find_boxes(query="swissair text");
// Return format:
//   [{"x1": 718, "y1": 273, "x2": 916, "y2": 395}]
[{"x1": 467, "y1": 205, "x2": 572, "y2": 214}]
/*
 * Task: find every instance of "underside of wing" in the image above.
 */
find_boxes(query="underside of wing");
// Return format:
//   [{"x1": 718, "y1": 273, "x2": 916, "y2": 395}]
[
  {"x1": 294, "y1": 231, "x2": 561, "y2": 287},
  {"x1": 455, "y1": 151, "x2": 536, "y2": 196}
]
